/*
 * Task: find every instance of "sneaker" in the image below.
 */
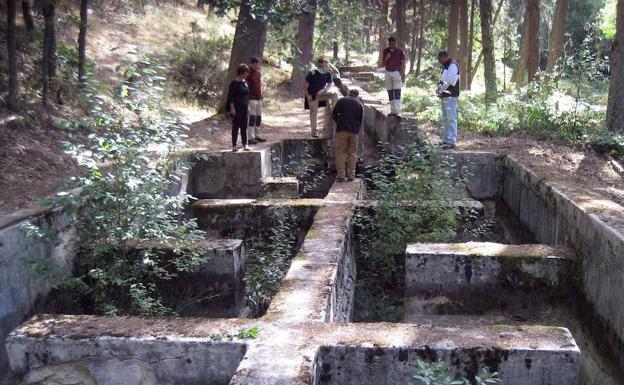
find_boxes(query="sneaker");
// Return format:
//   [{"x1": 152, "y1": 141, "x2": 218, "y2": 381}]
[
  {"x1": 243, "y1": 145, "x2": 250, "y2": 151},
  {"x1": 347, "y1": 177, "x2": 355, "y2": 181},
  {"x1": 441, "y1": 142, "x2": 456, "y2": 149},
  {"x1": 248, "y1": 139, "x2": 258, "y2": 145},
  {"x1": 336, "y1": 176, "x2": 346, "y2": 182},
  {"x1": 255, "y1": 137, "x2": 267, "y2": 142}
]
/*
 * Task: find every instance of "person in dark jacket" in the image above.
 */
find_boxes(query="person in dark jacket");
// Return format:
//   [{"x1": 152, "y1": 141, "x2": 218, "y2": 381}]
[
  {"x1": 332, "y1": 89, "x2": 363, "y2": 181},
  {"x1": 227, "y1": 64, "x2": 251, "y2": 152},
  {"x1": 304, "y1": 57, "x2": 338, "y2": 138}
]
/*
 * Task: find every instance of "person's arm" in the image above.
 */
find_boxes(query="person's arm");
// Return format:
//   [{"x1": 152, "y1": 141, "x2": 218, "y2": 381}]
[
  {"x1": 438, "y1": 63, "x2": 459, "y2": 95},
  {"x1": 227, "y1": 81, "x2": 236, "y2": 116},
  {"x1": 324, "y1": 72, "x2": 333, "y2": 91},
  {"x1": 332, "y1": 99, "x2": 342, "y2": 122},
  {"x1": 382, "y1": 48, "x2": 391, "y2": 66}
]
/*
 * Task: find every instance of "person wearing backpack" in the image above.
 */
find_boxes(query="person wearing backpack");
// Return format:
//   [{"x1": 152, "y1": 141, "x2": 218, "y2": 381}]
[{"x1": 436, "y1": 50, "x2": 460, "y2": 149}]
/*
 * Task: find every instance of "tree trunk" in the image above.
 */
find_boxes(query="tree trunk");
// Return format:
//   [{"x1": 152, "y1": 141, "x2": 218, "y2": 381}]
[
  {"x1": 78, "y1": 0, "x2": 88, "y2": 87},
  {"x1": 512, "y1": 13, "x2": 529, "y2": 84},
  {"x1": 333, "y1": 40, "x2": 339, "y2": 61},
  {"x1": 526, "y1": 0, "x2": 540, "y2": 81},
  {"x1": 448, "y1": 0, "x2": 460, "y2": 58},
  {"x1": 219, "y1": 1, "x2": 268, "y2": 112},
  {"x1": 459, "y1": 0, "x2": 469, "y2": 89},
  {"x1": 466, "y1": 0, "x2": 476, "y2": 89},
  {"x1": 409, "y1": 0, "x2": 418, "y2": 74},
  {"x1": 365, "y1": 17, "x2": 372, "y2": 52},
  {"x1": 395, "y1": 0, "x2": 407, "y2": 48},
  {"x1": 416, "y1": 0, "x2": 425, "y2": 75},
  {"x1": 480, "y1": 0, "x2": 497, "y2": 98},
  {"x1": 7, "y1": 0, "x2": 19, "y2": 111},
  {"x1": 469, "y1": 0, "x2": 504, "y2": 85},
  {"x1": 42, "y1": 0, "x2": 56, "y2": 106},
  {"x1": 22, "y1": 0, "x2": 35, "y2": 36},
  {"x1": 546, "y1": 0, "x2": 568, "y2": 73},
  {"x1": 377, "y1": 0, "x2": 389, "y2": 66},
  {"x1": 607, "y1": 0, "x2": 624, "y2": 132},
  {"x1": 289, "y1": 0, "x2": 317, "y2": 94}
]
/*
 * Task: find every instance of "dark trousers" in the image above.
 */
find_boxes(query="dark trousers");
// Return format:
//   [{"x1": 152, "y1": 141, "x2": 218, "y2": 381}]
[{"x1": 232, "y1": 105, "x2": 248, "y2": 147}]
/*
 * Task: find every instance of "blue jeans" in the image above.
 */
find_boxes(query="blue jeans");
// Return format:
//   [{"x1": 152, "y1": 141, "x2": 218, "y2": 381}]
[{"x1": 441, "y1": 97, "x2": 458, "y2": 144}]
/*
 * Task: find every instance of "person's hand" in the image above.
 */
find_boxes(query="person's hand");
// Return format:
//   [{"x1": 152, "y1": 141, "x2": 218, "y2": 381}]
[
  {"x1": 401, "y1": 73, "x2": 406, "y2": 83},
  {"x1": 229, "y1": 107, "x2": 236, "y2": 117},
  {"x1": 315, "y1": 91, "x2": 321, "y2": 99},
  {"x1": 384, "y1": 51, "x2": 392, "y2": 60}
]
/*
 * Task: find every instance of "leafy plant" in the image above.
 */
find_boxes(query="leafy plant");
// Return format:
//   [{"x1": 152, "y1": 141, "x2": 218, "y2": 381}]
[
  {"x1": 413, "y1": 360, "x2": 502, "y2": 385},
  {"x1": 354, "y1": 144, "x2": 460, "y2": 321},
  {"x1": 25, "y1": 62, "x2": 208, "y2": 316},
  {"x1": 244, "y1": 206, "x2": 299, "y2": 316}
]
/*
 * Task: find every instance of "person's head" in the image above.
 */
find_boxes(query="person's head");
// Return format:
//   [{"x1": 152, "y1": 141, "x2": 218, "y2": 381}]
[
  {"x1": 250, "y1": 57, "x2": 260, "y2": 71},
  {"x1": 437, "y1": 50, "x2": 450, "y2": 65},
  {"x1": 388, "y1": 36, "x2": 397, "y2": 49},
  {"x1": 237, "y1": 63, "x2": 251, "y2": 79},
  {"x1": 349, "y1": 89, "x2": 360, "y2": 98},
  {"x1": 316, "y1": 57, "x2": 328, "y2": 69}
]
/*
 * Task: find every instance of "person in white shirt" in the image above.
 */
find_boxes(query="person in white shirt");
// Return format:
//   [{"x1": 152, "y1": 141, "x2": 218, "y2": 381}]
[{"x1": 436, "y1": 50, "x2": 460, "y2": 148}]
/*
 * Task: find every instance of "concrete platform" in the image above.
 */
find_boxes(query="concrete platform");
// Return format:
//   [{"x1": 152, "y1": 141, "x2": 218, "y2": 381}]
[
  {"x1": 405, "y1": 242, "x2": 575, "y2": 296},
  {"x1": 262, "y1": 177, "x2": 299, "y2": 198},
  {"x1": 6, "y1": 316, "x2": 580, "y2": 385}
]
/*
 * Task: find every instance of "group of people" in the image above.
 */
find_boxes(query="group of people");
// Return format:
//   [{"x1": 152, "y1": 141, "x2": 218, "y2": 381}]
[
  {"x1": 381, "y1": 36, "x2": 460, "y2": 149},
  {"x1": 225, "y1": 36, "x2": 461, "y2": 180}
]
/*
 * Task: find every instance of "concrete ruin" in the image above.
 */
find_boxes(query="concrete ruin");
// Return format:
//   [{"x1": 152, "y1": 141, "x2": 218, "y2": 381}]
[{"x1": 1, "y1": 73, "x2": 623, "y2": 385}]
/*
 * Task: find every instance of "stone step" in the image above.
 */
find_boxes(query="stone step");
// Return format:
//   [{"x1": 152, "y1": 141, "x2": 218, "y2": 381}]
[
  {"x1": 262, "y1": 177, "x2": 299, "y2": 198},
  {"x1": 339, "y1": 64, "x2": 374, "y2": 73},
  {"x1": 405, "y1": 242, "x2": 576, "y2": 297}
]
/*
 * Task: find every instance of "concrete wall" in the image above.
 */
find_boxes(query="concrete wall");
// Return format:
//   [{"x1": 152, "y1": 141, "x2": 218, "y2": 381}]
[
  {"x1": 314, "y1": 344, "x2": 579, "y2": 385},
  {"x1": 7, "y1": 334, "x2": 246, "y2": 385},
  {"x1": 501, "y1": 155, "x2": 624, "y2": 371},
  {"x1": 0, "y1": 209, "x2": 74, "y2": 375}
]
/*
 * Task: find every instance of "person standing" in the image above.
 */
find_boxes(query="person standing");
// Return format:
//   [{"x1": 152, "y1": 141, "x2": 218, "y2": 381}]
[
  {"x1": 304, "y1": 58, "x2": 338, "y2": 138},
  {"x1": 247, "y1": 57, "x2": 266, "y2": 144},
  {"x1": 436, "y1": 50, "x2": 460, "y2": 148},
  {"x1": 382, "y1": 36, "x2": 406, "y2": 116},
  {"x1": 332, "y1": 89, "x2": 364, "y2": 182},
  {"x1": 227, "y1": 64, "x2": 251, "y2": 152}
]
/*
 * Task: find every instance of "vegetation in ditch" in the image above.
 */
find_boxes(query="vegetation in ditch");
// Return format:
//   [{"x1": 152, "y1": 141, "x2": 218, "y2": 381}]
[
  {"x1": 243, "y1": 206, "x2": 300, "y2": 317},
  {"x1": 353, "y1": 144, "x2": 460, "y2": 322},
  {"x1": 23, "y1": 64, "x2": 208, "y2": 316},
  {"x1": 412, "y1": 360, "x2": 501, "y2": 385}
]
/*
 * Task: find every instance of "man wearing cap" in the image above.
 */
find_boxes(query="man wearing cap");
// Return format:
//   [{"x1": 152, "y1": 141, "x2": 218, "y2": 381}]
[
  {"x1": 332, "y1": 89, "x2": 363, "y2": 182},
  {"x1": 382, "y1": 36, "x2": 406, "y2": 116}
]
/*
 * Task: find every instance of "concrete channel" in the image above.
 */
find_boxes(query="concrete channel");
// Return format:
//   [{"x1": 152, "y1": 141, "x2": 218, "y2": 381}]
[{"x1": 2, "y1": 83, "x2": 623, "y2": 384}]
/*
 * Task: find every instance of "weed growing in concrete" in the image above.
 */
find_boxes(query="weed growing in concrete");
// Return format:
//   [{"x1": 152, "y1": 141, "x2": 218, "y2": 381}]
[
  {"x1": 244, "y1": 206, "x2": 299, "y2": 316},
  {"x1": 412, "y1": 360, "x2": 501, "y2": 385}
]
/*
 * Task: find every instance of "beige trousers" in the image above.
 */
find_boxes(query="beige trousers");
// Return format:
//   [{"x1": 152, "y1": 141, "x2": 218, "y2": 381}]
[
  {"x1": 335, "y1": 131, "x2": 358, "y2": 178},
  {"x1": 308, "y1": 91, "x2": 338, "y2": 136}
]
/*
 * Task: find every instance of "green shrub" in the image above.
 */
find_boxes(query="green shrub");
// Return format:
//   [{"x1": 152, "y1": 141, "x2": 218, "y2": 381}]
[
  {"x1": 25, "y1": 63, "x2": 207, "y2": 316},
  {"x1": 412, "y1": 360, "x2": 501, "y2": 385}
]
